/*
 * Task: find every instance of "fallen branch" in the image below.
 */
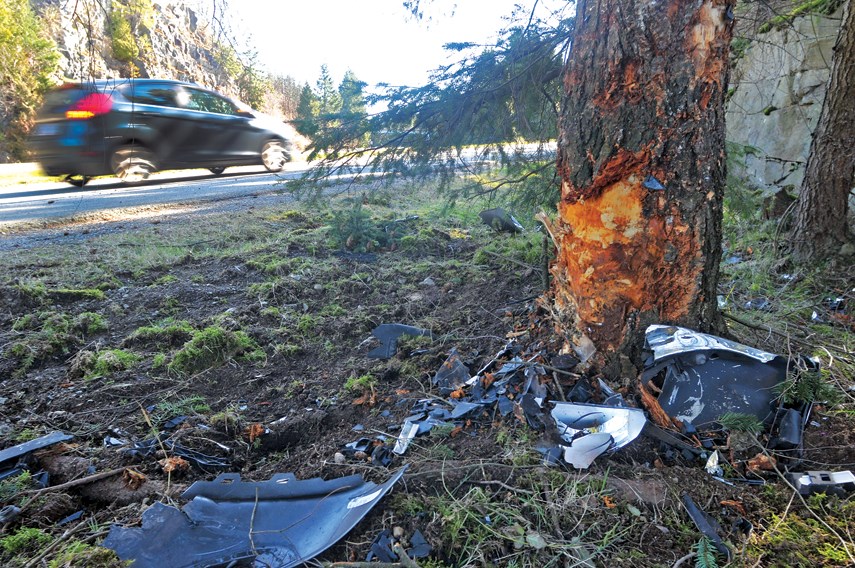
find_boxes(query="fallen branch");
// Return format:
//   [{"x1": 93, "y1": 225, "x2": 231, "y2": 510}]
[
  {"x1": 21, "y1": 467, "x2": 127, "y2": 497},
  {"x1": 18, "y1": 467, "x2": 128, "y2": 514}
]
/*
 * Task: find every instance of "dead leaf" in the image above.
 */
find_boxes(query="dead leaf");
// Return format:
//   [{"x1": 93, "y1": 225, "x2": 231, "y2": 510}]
[
  {"x1": 450, "y1": 426, "x2": 463, "y2": 438},
  {"x1": 122, "y1": 469, "x2": 147, "y2": 490},
  {"x1": 246, "y1": 423, "x2": 266, "y2": 443},
  {"x1": 483, "y1": 372, "x2": 496, "y2": 389},
  {"x1": 746, "y1": 453, "x2": 777, "y2": 472},
  {"x1": 352, "y1": 391, "x2": 376, "y2": 406},
  {"x1": 721, "y1": 500, "x2": 747, "y2": 516},
  {"x1": 450, "y1": 388, "x2": 466, "y2": 399},
  {"x1": 159, "y1": 456, "x2": 190, "y2": 475}
]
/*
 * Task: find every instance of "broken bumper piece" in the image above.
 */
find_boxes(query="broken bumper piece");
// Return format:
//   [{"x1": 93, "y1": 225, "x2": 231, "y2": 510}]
[
  {"x1": 551, "y1": 403, "x2": 646, "y2": 468},
  {"x1": 103, "y1": 467, "x2": 407, "y2": 568},
  {"x1": 787, "y1": 471, "x2": 855, "y2": 496},
  {"x1": 643, "y1": 325, "x2": 788, "y2": 426}
]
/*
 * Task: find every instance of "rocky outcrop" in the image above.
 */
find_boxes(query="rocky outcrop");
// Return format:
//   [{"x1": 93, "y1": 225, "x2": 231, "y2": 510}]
[
  {"x1": 33, "y1": 0, "x2": 235, "y2": 96},
  {"x1": 726, "y1": 7, "x2": 843, "y2": 195}
]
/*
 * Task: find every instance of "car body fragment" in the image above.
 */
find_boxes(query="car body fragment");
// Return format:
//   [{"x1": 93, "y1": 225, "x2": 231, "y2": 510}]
[
  {"x1": 551, "y1": 402, "x2": 646, "y2": 468},
  {"x1": 103, "y1": 467, "x2": 407, "y2": 567},
  {"x1": 642, "y1": 325, "x2": 788, "y2": 426}
]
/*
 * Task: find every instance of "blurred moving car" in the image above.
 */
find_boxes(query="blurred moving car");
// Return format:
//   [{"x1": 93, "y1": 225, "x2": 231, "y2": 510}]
[{"x1": 30, "y1": 79, "x2": 294, "y2": 186}]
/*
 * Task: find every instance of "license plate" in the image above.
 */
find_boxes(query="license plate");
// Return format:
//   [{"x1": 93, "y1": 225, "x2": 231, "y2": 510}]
[{"x1": 35, "y1": 124, "x2": 59, "y2": 136}]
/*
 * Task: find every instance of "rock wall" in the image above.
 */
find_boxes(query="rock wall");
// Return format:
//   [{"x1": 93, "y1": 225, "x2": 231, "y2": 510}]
[
  {"x1": 726, "y1": 7, "x2": 843, "y2": 194},
  {"x1": 33, "y1": 0, "x2": 235, "y2": 96}
]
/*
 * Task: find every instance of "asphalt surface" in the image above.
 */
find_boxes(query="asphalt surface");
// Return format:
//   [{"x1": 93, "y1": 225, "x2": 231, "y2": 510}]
[{"x1": 0, "y1": 163, "x2": 311, "y2": 229}]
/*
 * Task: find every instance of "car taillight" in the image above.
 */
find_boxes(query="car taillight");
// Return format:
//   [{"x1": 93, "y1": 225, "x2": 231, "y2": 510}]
[{"x1": 66, "y1": 92, "x2": 113, "y2": 119}]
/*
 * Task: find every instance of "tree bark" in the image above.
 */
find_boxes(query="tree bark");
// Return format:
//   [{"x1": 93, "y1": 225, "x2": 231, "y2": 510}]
[
  {"x1": 792, "y1": 0, "x2": 855, "y2": 262},
  {"x1": 544, "y1": 0, "x2": 733, "y2": 371}
]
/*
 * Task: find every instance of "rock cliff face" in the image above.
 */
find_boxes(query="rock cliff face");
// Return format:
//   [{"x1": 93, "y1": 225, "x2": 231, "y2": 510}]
[
  {"x1": 33, "y1": 0, "x2": 236, "y2": 96},
  {"x1": 726, "y1": 7, "x2": 843, "y2": 195}
]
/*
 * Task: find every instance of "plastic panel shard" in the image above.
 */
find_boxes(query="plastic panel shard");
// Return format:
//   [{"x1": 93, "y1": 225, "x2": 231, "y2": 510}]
[
  {"x1": 643, "y1": 325, "x2": 788, "y2": 426},
  {"x1": 103, "y1": 467, "x2": 406, "y2": 568}
]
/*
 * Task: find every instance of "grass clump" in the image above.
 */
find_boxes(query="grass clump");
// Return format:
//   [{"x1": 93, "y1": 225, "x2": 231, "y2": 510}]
[
  {"x1": 127, "y1": 319, "x2": 194, "y2": 346},
  {"x1": 168, "y1": 326, "x2": 262, "y2": 374},
  {"x1": 343, "y1": 373, "x2": 377, "y2": 394},
  {"x1": 73, "y1": 312, "x2": 107, "y2": 335},
  {"x1": 88, "y1": 349, "x2": 139, "y2": 379}
]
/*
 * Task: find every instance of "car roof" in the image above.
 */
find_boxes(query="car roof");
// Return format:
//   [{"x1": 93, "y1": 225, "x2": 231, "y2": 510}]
[{"x1": 58, "y1": 78, "x2": 205, "y2": 90}]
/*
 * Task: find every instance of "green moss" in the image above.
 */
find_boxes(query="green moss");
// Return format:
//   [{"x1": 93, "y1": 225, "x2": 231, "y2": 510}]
[
  {"x1": 168, "y1": 326, "x2": 261, "y2": 374},
  {"x1": 51, "y1": 288, "x2": 106, "y2": 301},
  {"x1": 1, "y1": 527, "x2": 52, "y2": 555},
  {"x1": 11, "y1": 314, "x2": 36, "y2": 331},
  {"x1": 319, "y1": 303, "x2": 346, "y2": 317},
  {"x1": 0, "y1": 470, "x2": 35, "y2": 501},
  {"x1": 47, "y1": 541, "x2": 121, "y2": 568},
  {"x1": 758, "y1": 0, "x2": 842, "y2": 33},
  {"x1": 73, "y1": 312, "x2": 107, "y2": 335},
  {"x1": 151, "y1": 274, "x2": 178, "y2": 286}
]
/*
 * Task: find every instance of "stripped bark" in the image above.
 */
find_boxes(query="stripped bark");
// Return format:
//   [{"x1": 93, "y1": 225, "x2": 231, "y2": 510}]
[{"x1": 546, "y1": 0, "x2": 733, "y2": 370}]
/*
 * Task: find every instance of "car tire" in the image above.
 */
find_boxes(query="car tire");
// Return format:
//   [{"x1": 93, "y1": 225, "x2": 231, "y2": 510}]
[
  {"x1": 209, "y1": 167, "x2": 226, "y2": 175},
  {"x1": 111, "y1": 146, "x2": 157, "y2": 184},
  {"x1": 261, "y1": 139, "x2": 288, "y2": 172},
  {"x1": 64, "y1": 174, "x2": 90, "y2": 187}
]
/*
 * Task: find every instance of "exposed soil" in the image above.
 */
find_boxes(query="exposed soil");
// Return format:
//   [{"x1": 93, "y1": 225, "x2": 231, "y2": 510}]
[{"x1": 0, "y1": 188, "x2": 853, "y2": 567}]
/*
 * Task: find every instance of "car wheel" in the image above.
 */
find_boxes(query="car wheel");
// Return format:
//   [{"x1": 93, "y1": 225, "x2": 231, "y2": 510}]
[
  {"x1": 209, "y1": 167, "x2": 226, "y2": 175},
  {"x1": 111, "y1": 146, "x2": 157, "y2": 184},
  {"x1": 261, "y1": 139, "x2": 288, "y2": 172},
  {"x1": 64, "y1": 174, "x2": 90, "y2": 187}
]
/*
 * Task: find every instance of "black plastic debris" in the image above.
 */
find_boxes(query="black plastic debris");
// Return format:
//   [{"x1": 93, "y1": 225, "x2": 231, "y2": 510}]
[
  {"x1": 103, "y1": 467, "x2": 407, "y2": 568},
  {"x1": 787, "y1": 471, "x2": 855, "y2": 496},
  {"x1": 551, "y1": 402, "x2": 646, "y2": 468},
  {"x1": 408, "y1": 529, "x2": 432, "y2": 558},
  {"x1": 123, "y1": 437, "x2": 229, "y2": 472},
  {"x1": 433, "y1": 350, "x2": 471, "y2": 393},
  {"x1": 642, "y1": 175, "x2": 665, "y2": 191},
  {"x1": 517, "y1": 394, "x2": 547, "y2": 431},
  {"x1": 479, "y1": 207, "x2": 524, "y2": 233},
  {"x1": 367, "y1": 323, "x2": 433, "y2": 359},
  {"x1": 161, "y1": 415, "x2": 188, "y2": 430},
  {"x1": 57, "y1": 510, "x2": 85, "y2": 526},
  {"x1": 367, "y1": 529, "x2": 398, "y2": 562},
  {"x1": 681, "y1": 493, "x2": 731, "y2": 560},
  {"x1": 0, "y1": 505, "x2": 21, "y2": 523},
  {"x1": 0, "y1": 432, "x2": 73, "y2": 471},
  {"x1": 642, "y1": 325, "x2": 788, "y2": 426}
]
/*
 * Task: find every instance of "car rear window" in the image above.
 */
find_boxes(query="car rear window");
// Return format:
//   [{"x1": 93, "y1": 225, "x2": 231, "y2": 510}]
[
  {"x1": 40, "y1": 87, "x2": 89, "y2": 115},
  {"x1": 123, "y1": 83, "x2": 180, "y2": 107}
]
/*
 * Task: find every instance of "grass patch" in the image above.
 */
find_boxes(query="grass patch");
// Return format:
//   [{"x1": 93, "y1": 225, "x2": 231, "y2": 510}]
[
  {"x1": 168, "y1": 326, "x2": 262, "y2": 375},
  {"x1": 127, "y1": 319, "x2": 195, "y2": 346},
  {"x1": 87, "y1": 349, "x2": 140, "y2": 379}
]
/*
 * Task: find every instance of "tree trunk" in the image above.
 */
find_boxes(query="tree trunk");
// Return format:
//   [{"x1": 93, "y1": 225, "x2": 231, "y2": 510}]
[
  {"x1": 544, "y1": 0, "x2": 733, "y2": 373},
  {"x1": 791, "y1": 0, "x2": 855, "y2": 262}
]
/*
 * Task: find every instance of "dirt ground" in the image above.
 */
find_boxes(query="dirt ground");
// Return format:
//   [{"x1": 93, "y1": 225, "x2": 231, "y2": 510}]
[{"x1": 0, "y1": 184, "x2": 853, "y2": 567}]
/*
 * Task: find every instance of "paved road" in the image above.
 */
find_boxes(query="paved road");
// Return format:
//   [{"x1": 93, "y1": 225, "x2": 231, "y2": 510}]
[{"x1": 0, "y1": 163, "x2": 311, "y2": 228}]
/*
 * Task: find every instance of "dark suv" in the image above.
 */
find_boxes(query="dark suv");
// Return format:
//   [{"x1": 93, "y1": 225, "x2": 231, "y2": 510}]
[{"x1": 30, "y1": 79, "x2": 294, "y2": 186}]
